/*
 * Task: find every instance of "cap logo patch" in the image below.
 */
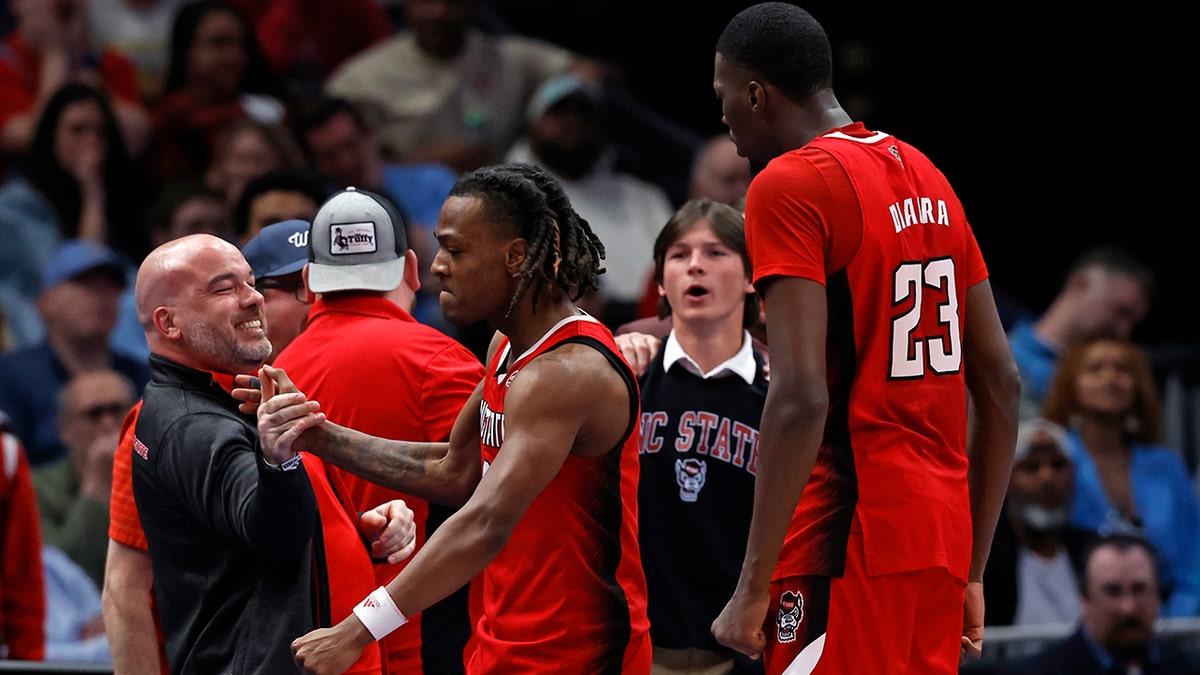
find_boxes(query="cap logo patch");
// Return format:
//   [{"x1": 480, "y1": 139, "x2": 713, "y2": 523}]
[
  {"x1": 288, "y1": 230, "x2": 308, "y2": 249},
  {"x1": 330, "y1": 222, "x2": 377, "y2": 255}
]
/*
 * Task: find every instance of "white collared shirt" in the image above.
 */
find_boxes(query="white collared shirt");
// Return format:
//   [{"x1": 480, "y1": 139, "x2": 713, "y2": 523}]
[{"x1": 661, "y1": 329, "x2": 756, "y2": 384}]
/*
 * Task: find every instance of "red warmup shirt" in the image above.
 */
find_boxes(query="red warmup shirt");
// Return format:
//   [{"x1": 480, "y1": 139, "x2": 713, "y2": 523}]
[
  {"x1": 474, "y1": 314, "x2": 652, "y2": 673},
  {"x1": 1, "y1": 423, "x2": 45, "y2": 661},
  {"x1": 0, "y1": 32, "x2": 143, "y2": 133},
  {"x1": 272, "y1": 295, "x2": 484, "y2": 674},
  {"x1": 745, "y1": 122, "x2": 987, "y2": 583},
  {"x1": 110, "y1": 378, "x2": 383, "y2": 674}
]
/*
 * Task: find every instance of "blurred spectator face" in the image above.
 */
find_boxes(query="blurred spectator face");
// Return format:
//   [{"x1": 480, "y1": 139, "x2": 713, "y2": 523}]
[
  {"x1": 255, "y1": 271, "x2": 309, "y2": 362},
  {"x1": 37, "y1": 269, "x2": 125, "y2": 342},
  {"x1": 212, "y1": 123, "x2": 289, "y2": 207},
  {"x1": 1081, "y1": 543, "x2": 1160, "y2": 662},
  {"x1": 303, "y1": 112, "x2": 377, "y2": 189},
  {"x1": 186, "y1": 8, "x2": 248, "y2": 96},
  {"x1": 1008, "y1": 429, "x2": 1074, "y2": 532},
  {"x1": 54, "y1": 99, "x2": 108, "y2": 170},
  {"x1": 1075, "y1": 270, "x2": 1150, "y2": 341},
  {"x1": 1074, "y1": 339, "x2": 1137, "y2": 418},
  {"x1": 528, "y1": 98, "x2": 604, "y2": 180},
  {"x1": 405, "y1": 0, "x2": 476, "y2": 59},
  {"x1": 245, "y1": 190, "x2": 318, "y2": 243},
  {"x1": 58, "y1": 370, "x2": 134, "y2": 463},
  {"x1": 160, "y1": 194, "x2": 232, "y2": 245},
  {"x1": 689, "y1": 136, "x2": 752, "y2": 206}
]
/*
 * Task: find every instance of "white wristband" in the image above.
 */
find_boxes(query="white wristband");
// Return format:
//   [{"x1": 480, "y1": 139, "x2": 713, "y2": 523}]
[{"x1": 352, "y1": 586, "x2": 408, "y2": 641}]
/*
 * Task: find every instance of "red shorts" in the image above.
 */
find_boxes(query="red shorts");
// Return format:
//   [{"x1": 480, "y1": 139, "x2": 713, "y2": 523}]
[{"x1": 765, "y1": 531, "x2": 965, "y2": 674}]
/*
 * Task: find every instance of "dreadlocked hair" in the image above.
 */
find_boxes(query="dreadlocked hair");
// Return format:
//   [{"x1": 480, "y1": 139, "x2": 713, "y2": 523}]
[{"x1": 450, "y1": 163, "x2": 606, "y2": 316}]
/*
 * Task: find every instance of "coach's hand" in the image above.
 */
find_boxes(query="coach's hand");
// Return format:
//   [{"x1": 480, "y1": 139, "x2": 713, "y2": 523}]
[{"x1": 255, "y1": 364, "x2": 325, "y2": 464}]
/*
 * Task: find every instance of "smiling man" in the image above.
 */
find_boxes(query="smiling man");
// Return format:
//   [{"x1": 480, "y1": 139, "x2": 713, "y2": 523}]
[{"x1": 129, "y1": 234, "x2": 415, "y2": 674}]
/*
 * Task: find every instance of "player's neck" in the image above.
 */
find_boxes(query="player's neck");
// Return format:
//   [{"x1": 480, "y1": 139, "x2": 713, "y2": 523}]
[{"x1": 498, "y1": 297, "x2": 582, "y2": 357}]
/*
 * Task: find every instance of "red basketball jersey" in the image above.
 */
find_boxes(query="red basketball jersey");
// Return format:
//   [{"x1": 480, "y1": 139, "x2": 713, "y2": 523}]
[
  {"x1": 745, "y1": 122, "x2": 988, "y2": 582},
  {"x1": 474, "y1": 314, "x2": 652, "y2": 673}
]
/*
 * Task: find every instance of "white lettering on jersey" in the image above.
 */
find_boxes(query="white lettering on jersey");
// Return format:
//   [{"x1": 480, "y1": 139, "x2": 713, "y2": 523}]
[
  {"x1": 889, "y1": 196, "x2": 950, "y2": 233},
  {"x1": 479, "y1": 399, "x2": 504, "y2": 448}
]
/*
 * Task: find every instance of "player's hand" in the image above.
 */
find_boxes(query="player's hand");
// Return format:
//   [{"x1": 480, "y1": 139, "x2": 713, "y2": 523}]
[
  {"x1": 255, "y1": 364, "x2": 325, "y2": 464},
  {"x1": 960, "y1": 580, "x2": 985, "y2": 663},
  {"x1": 613, "y1": 331, "x2": 661, "y2": 377},
  {"x1": 711, "y1": 587, "x2": 768, "y2": 660},
  {"x1": 292, "y1": 616, "x2": 372, "y2": 675},
  {"x1": 360, "y1": 500, "x2": 417, "y2": 564}
]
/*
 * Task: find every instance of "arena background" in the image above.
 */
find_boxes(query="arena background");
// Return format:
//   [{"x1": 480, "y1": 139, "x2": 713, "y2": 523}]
[{"x1": 489, "y1": 1, "x2": 1198, "y2": 346}]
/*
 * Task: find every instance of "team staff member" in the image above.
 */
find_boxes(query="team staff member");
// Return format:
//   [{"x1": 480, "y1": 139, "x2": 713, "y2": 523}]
[
  {"x1": 248, "y1": 163, "x2": 652, "y2": 674},
  {"x1": 128, "y1": 234, "x2": 416, "y2": 674},
  {"x1": 274, "y1": 187, "x2": 485, "y2": 673},
  {"x1": 709, "y1": 4, "x2": 1020, "y2": 674}
]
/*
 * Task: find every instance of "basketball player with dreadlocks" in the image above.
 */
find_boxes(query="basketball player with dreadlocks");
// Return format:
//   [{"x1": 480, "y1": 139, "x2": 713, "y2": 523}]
[{"x1": 242, "y1": 162, "x2": 653, "y2": 675}]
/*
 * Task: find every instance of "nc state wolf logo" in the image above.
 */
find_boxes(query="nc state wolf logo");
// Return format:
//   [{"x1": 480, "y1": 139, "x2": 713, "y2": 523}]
[
  {"x1": 777, "y1": 590, "x2": 803, "y2": 644},
  {"x1": 675, "y1": 458, "x2": 707, "y2": 502}
]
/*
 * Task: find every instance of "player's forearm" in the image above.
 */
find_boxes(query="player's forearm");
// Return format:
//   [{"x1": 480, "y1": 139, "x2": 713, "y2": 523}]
[
  {"x1": 965, "y1": 385, "x2": 1019, "y2": 582},
  {"x1": 300, "y1": 422, "x2": 474, "y2": 505},
  {"x1": 738, "y1": 385, "x2": 826, "y2": 590},
  {"x1": 385, "y1": 503, "x2": 509, "y2": 620}
]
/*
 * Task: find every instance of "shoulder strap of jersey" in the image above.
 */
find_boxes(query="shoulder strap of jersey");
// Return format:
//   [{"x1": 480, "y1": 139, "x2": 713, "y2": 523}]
[{"x1": 547, "y1": 335, "x2": 639, "y2": 453}]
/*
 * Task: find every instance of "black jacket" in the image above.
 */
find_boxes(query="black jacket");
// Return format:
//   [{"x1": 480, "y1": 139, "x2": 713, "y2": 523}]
[
  {"x1": 133, "y1": 355, "x2": 318, "y2": 674},
  {"x1": 996, "y1": 626, "x2": 1200, "y2": 675}
]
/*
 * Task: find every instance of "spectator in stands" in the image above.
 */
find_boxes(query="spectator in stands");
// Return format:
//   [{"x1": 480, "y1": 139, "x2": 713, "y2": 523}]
[
  {"x1": 0, "y1": 240, "x2": 149, "y2": 467},
  {"x1": 146, "y1": 177, "x2": 233, "y2": 249},
  {"x1": 0, "y1": 83, "x2": 153, "y2": 350},
  {"x1": 0, "y1": 414, "x2": 46, "y2": 661},
  {"x1": 41, "y1": 544, "x2": 110, "y2": 663},
  {"x1": 1008, "y1": 246, "x2": 1154, "y2": 418},
  {"x1": 1044, "y1": 336, "x2": 1200, "y2": 618},
  {"x1": 984, "y1": 418, "x2": 1094, "y2": 628},
  {"x1": 324, "y1": 0, "x2": 602, "y2": 174},
  {"x1": 143, "y1": 0, "x2": 290, "y2": 187},
  {"x1": 86, "y1": 0, "x2": 195, "y2": 104},
  {"x1": 291, "y1": 95, "x2": 458, "y2": 331},
  {"x1": 230, "y1": 166, "x2": 329, "y2": 244},
  {"x1": 0, "y1": 0, "x2": 151, "y2": 164},
  {"x1": 205, "y1": 116, "x2": 306, "y2": 209},
  {"x1": 506, "y1": 73, "x2": 675, "y2": 330},
  {"x1": 33, "y1": 369, "x2": 136, "y2": 588},
  {"x1": 998, "y1": 534, "x2": 1200, "y2": 674},
  {"x1": 236, "y1": 0, "x2": 393, "y2": 98},
  {"x1": 688, "y1": 133, "x2": 752, "y2": 207}
]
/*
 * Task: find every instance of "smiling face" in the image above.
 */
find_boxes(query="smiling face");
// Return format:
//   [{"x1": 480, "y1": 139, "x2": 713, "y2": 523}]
[
  {"x1": 142, "y1": 236, "x2": 271, "y2": 373},
  {"x1": 431, "y1": 194, "x2": 518, "y2": 327},
  {"x1": 659, "y1": 218, "x2": 753, "y2": 331}
]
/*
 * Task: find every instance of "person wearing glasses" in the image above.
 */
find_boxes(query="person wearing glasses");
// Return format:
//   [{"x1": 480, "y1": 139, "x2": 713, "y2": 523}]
[
  {"x1": 33, "y1": 369, "x2": 136, "y2": 589},
  {"x1": 242, "y1": 219, "x2": 313, "y2": 363}
]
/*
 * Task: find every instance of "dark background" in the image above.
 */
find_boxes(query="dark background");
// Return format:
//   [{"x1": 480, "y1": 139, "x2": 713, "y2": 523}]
[{"x1": 490, "y1": 2, "x2": 1198, "y2": 347}]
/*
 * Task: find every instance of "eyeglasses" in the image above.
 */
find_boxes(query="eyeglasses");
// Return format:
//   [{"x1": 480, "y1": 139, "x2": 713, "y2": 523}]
[
  {"x1": 78, "y1": 402, "x2": 131, "y2": 423},
  {"x1": 255, "y1": 279, "x2": 309, "y2": 303}
]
